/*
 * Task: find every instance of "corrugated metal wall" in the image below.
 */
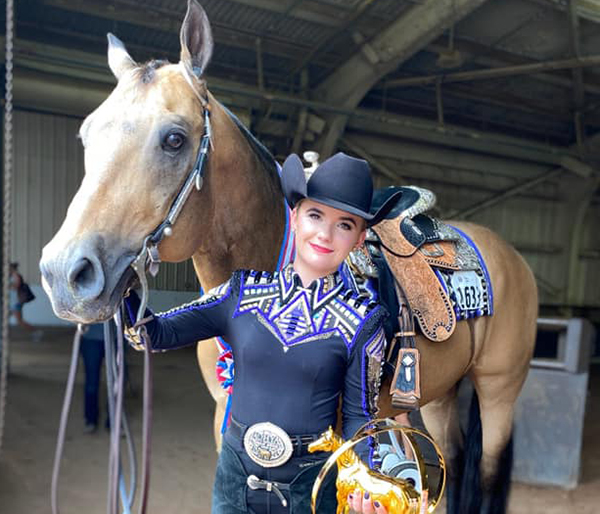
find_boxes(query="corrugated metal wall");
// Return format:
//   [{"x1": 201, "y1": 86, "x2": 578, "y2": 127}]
[
  {"x1": 12, "y1": 110, "x2": 84, "y2": 283},
  {"x1": 10, "y1": 109, "x2": 198, "y2": 292}
]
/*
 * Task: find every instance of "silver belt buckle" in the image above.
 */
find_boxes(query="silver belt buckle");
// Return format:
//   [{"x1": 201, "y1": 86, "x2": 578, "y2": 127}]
[{"x1": 243, "y1": 422, "x2": 293, "y2": 468}]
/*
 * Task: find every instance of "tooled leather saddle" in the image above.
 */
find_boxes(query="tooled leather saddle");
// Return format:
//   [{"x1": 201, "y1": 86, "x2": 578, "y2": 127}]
[{"x1": 348, "y1": 186, "x2": 493, "y2": 410}]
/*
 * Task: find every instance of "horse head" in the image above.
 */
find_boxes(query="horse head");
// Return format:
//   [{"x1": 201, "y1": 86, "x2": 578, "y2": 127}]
[
  {"x1": 308, "y1": 426, "x2": 342, "y2": 454},
  {"x1": 40, "y1": 0, "x2": 260, "y2": 324}
]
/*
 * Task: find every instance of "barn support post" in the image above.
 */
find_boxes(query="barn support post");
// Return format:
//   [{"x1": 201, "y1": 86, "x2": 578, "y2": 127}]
[
  {"x1": 291, "y1": 68, "x2": 309, "y2": 154},
  {"x1": 255, "y1": 37, "x2": 264, "y2": 92},
  {"x1": 565, "y1": 176, "x2": 600, "y2": 307},
  {"x1": 435, "y1": 78, "x2": 445, "y2": 126}
]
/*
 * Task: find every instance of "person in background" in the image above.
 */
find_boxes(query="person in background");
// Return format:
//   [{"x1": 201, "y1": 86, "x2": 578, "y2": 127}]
[
  {"x1": 9, "y1": 262, "x2": 43, "y2": 342},
  {"x1": 80, "y1": 323, "x2": 106, "y2": 434}
]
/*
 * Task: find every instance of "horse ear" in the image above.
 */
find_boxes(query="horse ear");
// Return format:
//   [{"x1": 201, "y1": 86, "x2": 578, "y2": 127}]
[
  {"x1": 107, "y1": 33, "x2": 137, "y2": 80},
  {"x1": 179, "y1": 0, "x2": 213, "y2": 78}
]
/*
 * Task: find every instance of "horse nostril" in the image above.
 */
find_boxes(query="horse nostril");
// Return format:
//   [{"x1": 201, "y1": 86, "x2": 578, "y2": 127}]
[
  {"x1": 67, "y1": 257, "x2": 105, "y2": 300},
  {"x1": 70, "y1": 258, "x2": 92, "y2": 285}
]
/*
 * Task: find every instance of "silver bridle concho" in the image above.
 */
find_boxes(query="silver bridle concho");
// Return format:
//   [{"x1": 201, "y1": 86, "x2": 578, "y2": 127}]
[{"x1": 243, "y1": 422, "x2": 294, "y2": 468}]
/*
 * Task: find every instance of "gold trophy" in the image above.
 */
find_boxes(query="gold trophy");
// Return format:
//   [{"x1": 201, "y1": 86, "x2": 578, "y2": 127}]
[{"x1": 308, "y1": 419, "x2": 446, "y2": 514}]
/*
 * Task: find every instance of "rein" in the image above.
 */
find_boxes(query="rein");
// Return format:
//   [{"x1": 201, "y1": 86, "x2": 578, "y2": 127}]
[{"x1": 51, "y1": 90, "x2": 213, "y2": 514}]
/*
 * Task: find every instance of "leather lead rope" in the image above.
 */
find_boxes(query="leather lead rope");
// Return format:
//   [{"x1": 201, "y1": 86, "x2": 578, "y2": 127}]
[
  {"x1": 51, "y1": 326, "x2": 83, "y2": 514},
  {"x1": 105, "y1": 313, "x2": 137, "y2": 514},
  {"x1": 52, "y1": 322, "x2": 138, "y2": 514}
]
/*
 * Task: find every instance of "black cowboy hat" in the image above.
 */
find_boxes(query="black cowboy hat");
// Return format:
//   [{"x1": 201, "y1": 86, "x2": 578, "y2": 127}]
[{"x1": 281, "y1": 152, "x2": 401, "y2": 226}]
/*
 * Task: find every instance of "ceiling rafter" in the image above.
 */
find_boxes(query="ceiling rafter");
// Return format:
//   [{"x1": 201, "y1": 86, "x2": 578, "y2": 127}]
[
  {"x1": 18, "y1": 0, "x2": 600, "y2": 158},
  {"x1": 7, "y1": 32, "x2": 582, "y2": 170},
  {"x1": 383, "y1": 54, "x2": 600, "y2": 88},
  {"x1": 218, "y1": 0, "x2": 393, "y2": 28},
  {"x1": 42, "y1": 0, "x2": 340, "y2": 68},
  {"x1": 423, "y1": 38, "x2": 600, "y2": 96},
  {"x1": 313, "y1": 0, "x2": 492, "y2": 158},
  {"x1": 372, "y1": 81, "x2": 582, "y2": 125},
  {"x1": 287, "y1": 0, "x2": 386, "y2": 76}
]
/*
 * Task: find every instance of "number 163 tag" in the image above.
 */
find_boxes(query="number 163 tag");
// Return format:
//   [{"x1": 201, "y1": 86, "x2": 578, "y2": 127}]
[{"x1": 449, "y1": 271, "x2": 484, "y2": 310}]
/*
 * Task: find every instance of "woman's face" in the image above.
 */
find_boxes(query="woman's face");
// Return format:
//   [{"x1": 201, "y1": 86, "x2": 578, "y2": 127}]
[{"x1": 291, "y1": 199, "x2": 366, "y2": 277}]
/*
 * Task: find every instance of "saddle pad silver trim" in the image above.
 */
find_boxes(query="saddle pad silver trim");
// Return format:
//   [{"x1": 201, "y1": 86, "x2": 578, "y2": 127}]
[{"x1": 243, "y1": 422, "x2": 294, "y2": 468}]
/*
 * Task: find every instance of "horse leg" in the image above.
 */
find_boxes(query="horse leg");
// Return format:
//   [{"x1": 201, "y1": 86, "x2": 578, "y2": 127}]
[
  {"x1": 419, "y1": 386, "x2": 464, "y2": 514},
  {"x1": 196, "y1": 338, "x2": 229, "y2": 451},
  {"x1": 470, "y1": 373, "x2": 519, "y2": 514},
  {"x1": 468, "y1": 240, "x2": 536, "y2": 513},
  {"x1": 449, "y1": 221, "x2": 537, "y2": 513}
]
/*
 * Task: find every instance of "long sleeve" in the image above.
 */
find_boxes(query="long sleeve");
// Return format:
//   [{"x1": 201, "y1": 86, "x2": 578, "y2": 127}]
[
  {"x1": 341, "y1": 307, "x2": 387, "y2": 442},
  {"x1": 123, "y1": 272, "x2": 241, "y2": 352}
]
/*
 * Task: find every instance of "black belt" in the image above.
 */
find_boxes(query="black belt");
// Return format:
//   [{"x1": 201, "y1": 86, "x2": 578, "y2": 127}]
[{"x1": 227, "y1": 417, "x2": 321, "y2": 458}]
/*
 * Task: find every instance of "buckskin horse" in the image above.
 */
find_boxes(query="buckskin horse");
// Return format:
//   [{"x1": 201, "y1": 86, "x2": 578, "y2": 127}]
[{"x1": 39, "y1": 1, "x2": 538, "y2": 513}]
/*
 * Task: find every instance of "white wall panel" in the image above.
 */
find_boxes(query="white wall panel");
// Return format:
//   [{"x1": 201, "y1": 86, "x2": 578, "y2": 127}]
[{"x1": 12, "y1": 110, "x2": 84, "y2": 283}]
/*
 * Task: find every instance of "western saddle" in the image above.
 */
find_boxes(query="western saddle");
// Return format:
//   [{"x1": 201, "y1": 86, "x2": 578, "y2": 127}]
[{"x1": 349, "y1": 185, "x2": 487, "y2": 410}]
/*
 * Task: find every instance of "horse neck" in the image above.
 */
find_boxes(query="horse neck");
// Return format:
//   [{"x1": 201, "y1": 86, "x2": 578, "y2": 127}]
[{"x1": 192, "y1": 94, "x2": 286, "y2": 289}]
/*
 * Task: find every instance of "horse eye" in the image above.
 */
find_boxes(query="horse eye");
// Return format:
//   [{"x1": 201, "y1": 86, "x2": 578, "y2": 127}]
[{"x1": 163, "y1": 132, "x2": 185, "y2": 150}]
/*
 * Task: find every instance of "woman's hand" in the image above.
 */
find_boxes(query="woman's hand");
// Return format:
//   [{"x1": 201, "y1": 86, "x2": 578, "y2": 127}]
[{"x1": 348, "y1": 489, "x2": 388, "y2": 514}]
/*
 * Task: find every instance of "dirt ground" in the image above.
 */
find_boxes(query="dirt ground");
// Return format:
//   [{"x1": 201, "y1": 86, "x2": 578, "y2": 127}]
[{"x1": 0, "y1": 327, "x2": 598, "y2": 514}]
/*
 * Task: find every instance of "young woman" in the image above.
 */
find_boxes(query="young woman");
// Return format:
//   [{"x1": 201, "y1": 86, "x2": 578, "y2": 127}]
[{"x1": 125, "y1": 152, "x2": 400, "y2": 514}]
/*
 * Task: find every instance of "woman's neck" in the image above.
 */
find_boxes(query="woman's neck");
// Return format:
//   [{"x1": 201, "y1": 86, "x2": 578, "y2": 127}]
[{"x1": 292, "y1": 260, "x2": 335, "y2": 288}]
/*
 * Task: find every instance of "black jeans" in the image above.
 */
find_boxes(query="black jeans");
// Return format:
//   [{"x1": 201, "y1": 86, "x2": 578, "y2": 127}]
[{"x1": 212, "y1": 431, "x2": 337, "y2": 514}]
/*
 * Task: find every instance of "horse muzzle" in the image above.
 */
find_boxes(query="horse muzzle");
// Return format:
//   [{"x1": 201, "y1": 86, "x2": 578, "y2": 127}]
[{"x1": 40, "y1": 234, "x2": 135, "y2": 324}]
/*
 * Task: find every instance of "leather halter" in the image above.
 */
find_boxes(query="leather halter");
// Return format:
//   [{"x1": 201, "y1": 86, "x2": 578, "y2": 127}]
[
  {"x1": 149, "y1": 107, "x2": 212, "y2": 245},
  {"x1": 130, "y1": 101, "x2": 212, "y2": 320}
]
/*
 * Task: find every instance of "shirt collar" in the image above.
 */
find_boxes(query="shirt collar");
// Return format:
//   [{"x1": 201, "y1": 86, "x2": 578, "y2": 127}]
[{"x1": 279, "y1": 263, "x2": 344, "y2": 310}]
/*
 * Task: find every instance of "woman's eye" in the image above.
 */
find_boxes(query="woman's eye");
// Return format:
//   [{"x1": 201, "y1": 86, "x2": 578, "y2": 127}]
[
  {"x1": 163, "y1": 132, "x2": 185, "y2": 150},
  {"x1": 339, "y1": 222, "x2": 352, "y2": 231},
  {"x1": 309, "y1": 213, "x2": 321, "y2": 220}
]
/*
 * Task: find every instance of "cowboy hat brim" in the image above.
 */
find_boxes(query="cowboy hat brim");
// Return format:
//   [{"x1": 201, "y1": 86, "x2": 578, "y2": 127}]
[{"x1": 281, "y1": 153, "x2": 403, "y2": 227}]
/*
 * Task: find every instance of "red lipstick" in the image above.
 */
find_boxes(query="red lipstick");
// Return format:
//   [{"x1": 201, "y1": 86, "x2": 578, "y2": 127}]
[{"x1": 310, "y1": 243, "x2": 333, "y2": 254}]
